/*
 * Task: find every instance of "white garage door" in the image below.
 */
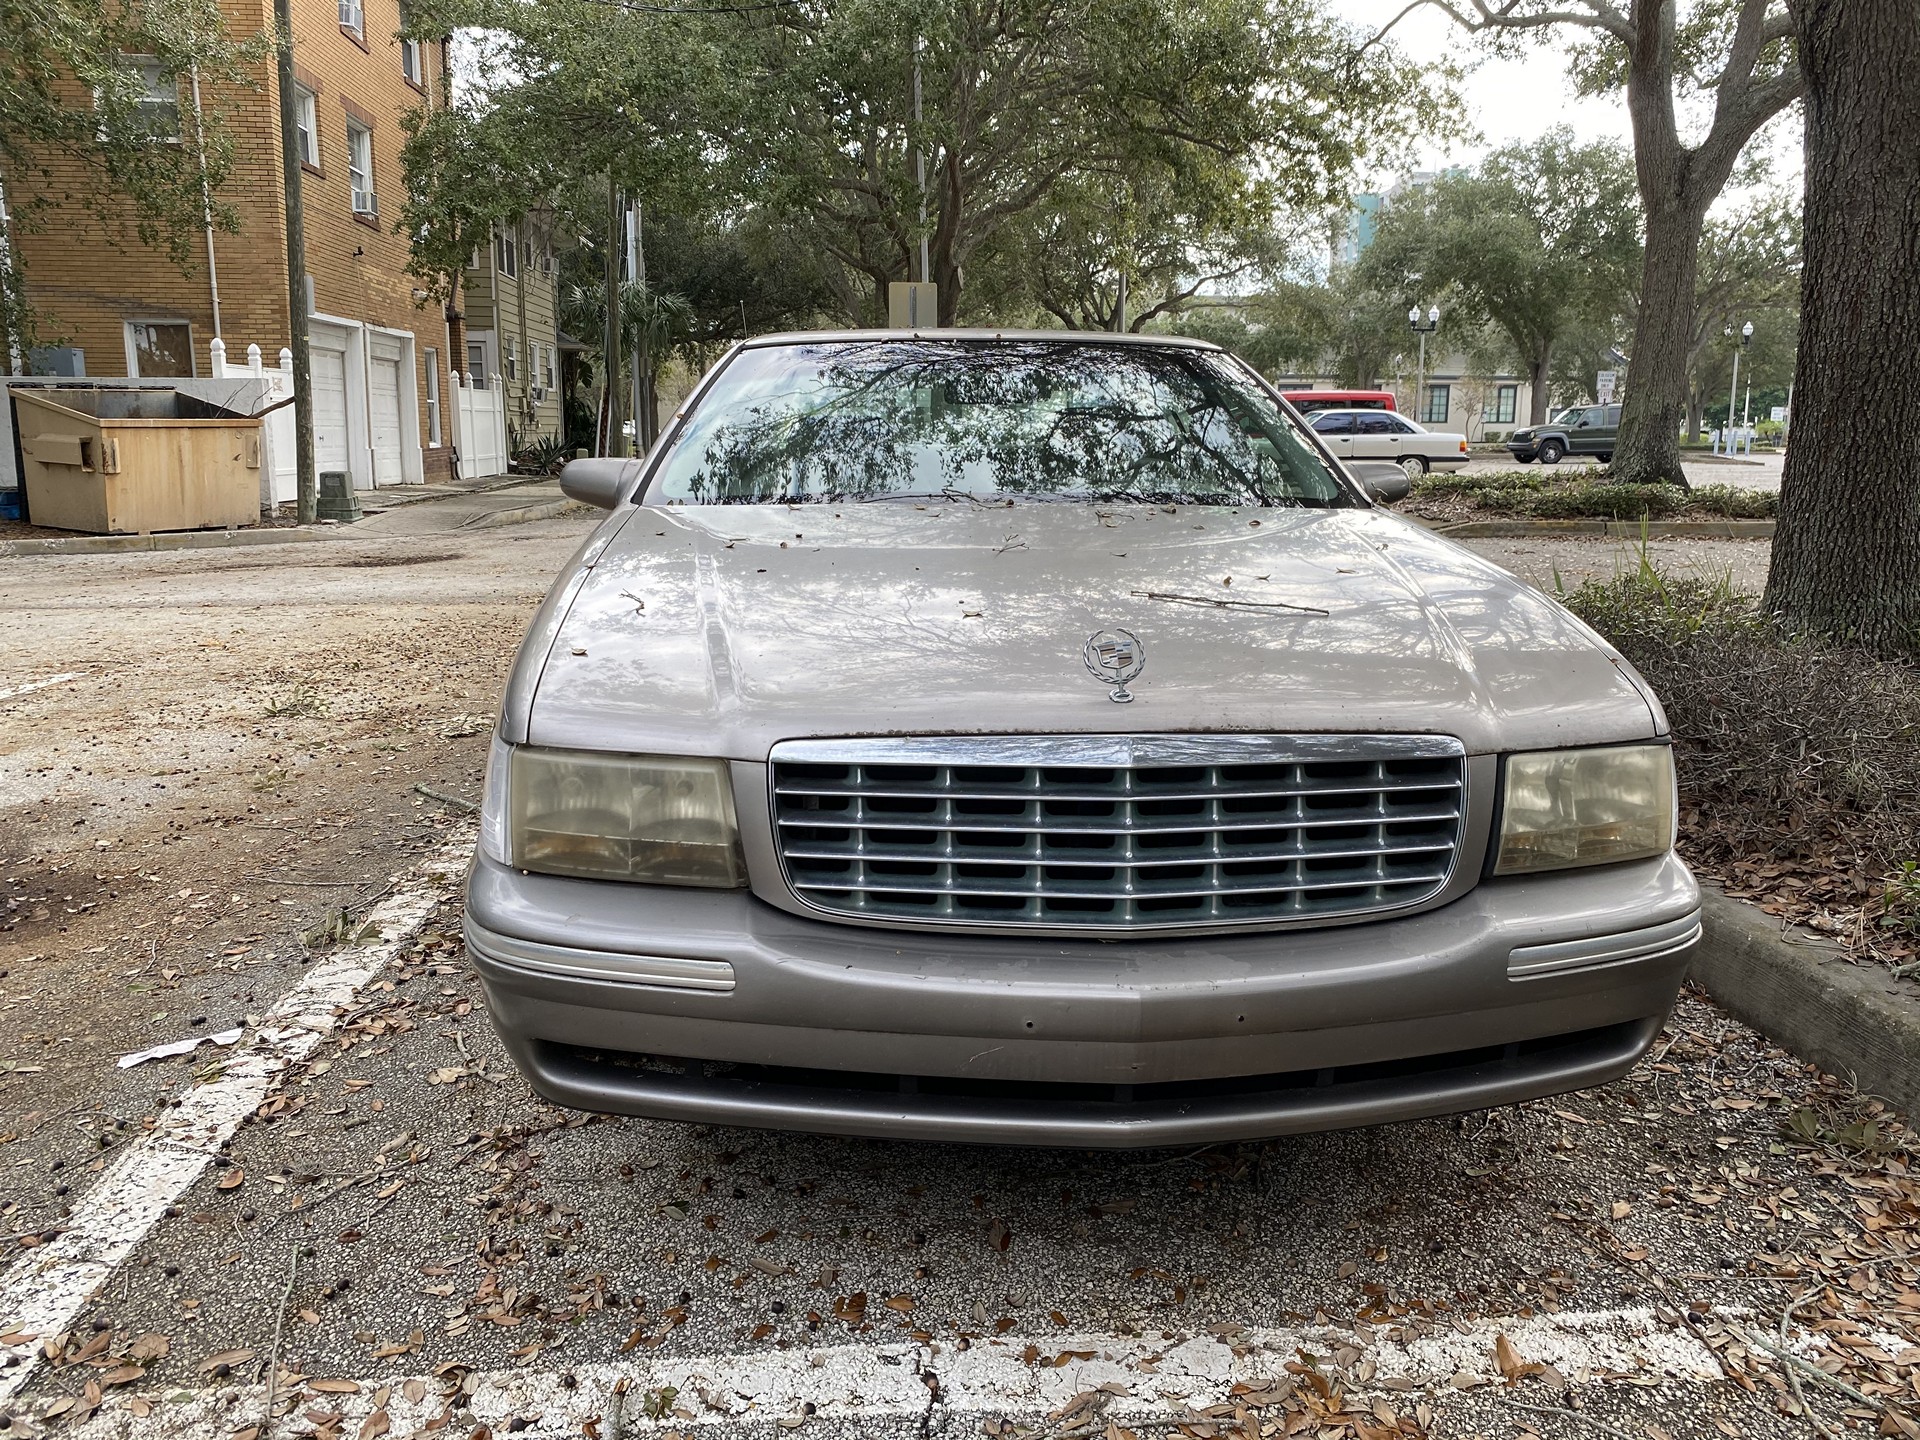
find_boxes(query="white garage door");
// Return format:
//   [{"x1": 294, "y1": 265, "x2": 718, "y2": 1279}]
[
  {"x1": 312, "y1": 349, "x2": 350, "y2": 476},
  {"x1": 369, "y1": 354, "x2": 405, "y2": 487}
]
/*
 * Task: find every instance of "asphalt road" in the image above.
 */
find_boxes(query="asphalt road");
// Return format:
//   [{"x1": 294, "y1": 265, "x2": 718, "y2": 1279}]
[{"x1": 2, "y1": 512, "x2": 1907, "y2": 1440}]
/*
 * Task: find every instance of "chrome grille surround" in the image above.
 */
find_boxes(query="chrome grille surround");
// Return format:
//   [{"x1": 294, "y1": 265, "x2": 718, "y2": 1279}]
[{"x1": 769, "y1": 734, "x2": 1467, "y2": 933}]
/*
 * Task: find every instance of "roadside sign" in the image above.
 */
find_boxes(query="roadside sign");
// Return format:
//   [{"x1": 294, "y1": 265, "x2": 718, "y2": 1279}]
[
  {"x1": 1770, "y1": 406, "x2": 1786, "y2": 422},
  {"x1": 1595, "y1": 370, "x2": 1617, "y2": 405},
  {"x1": 888, "y1": 282, "x2": 939, "y2": 329}
]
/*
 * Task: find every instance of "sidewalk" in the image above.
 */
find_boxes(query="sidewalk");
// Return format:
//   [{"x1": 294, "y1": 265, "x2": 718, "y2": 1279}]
[{"x1": 0, "y1": 476, "x2": 585, "y2": 557}]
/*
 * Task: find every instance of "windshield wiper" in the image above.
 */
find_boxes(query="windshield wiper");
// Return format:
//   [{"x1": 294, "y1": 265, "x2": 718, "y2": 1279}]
[{"x1": 855, "y1": 487, "x2": 995, "y2": 504}]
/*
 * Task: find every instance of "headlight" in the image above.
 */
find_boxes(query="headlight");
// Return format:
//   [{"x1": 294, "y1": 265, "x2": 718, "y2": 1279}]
[
  {"x1": 1493, "y1": 744, "x2": 1675, "y2": 876},
  {"x1": 501, "y1": 746, "x2": 746, "y2": 887}
]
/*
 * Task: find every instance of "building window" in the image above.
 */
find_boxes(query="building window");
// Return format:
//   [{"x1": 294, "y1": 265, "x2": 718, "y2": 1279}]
[
  {"x1": 339, "y1": 0, "x2": 363, "y2": 34},
  {"x1": 541, "y1": 245, "x2": 554, "y2": 277},
  {"x1": 346, "y1": 121, "x2": 375, "y2": 215},
  {"x1": 125, "y1": 320, "x2": 194, "y2": 377},
  {"x1": 496, "y1": 229, "x2": 517, "y2": 278},
  {"x1": 424, "y1": 348, "x2": 441, "y2": 446},
  {"x1": 398, "y1": 1, "x2": 425, "y2": 84},
  {"x1": 1420, "y1": 384, "x2": 1450, "y2": 425},
  {"x1": 294, "y1": 87, "x2": 319, "y2": 168},
  {"x1": 101, "y1": 56, "x2": 180, "y2": 138},
  {"x1": 1482, "y1": 384, "x2": 1518, "y2": 426},
  {"x1": 466, "y1": 341, "x2": 488, "y2": 388},
  {"x1": 503, "y1": 336, "x2": 517, "y2": 381},
  {"x1": 542, "y1": 344, "x2": 555, "y2": 390}
]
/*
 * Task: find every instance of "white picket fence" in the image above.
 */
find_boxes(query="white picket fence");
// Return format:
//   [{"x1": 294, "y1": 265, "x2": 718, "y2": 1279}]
[
  {"x1": 209, "y1": 338, "x2": 297, "y2": 505},
  {"x1": 451, "y1": 371, "x2": 508, "y2": 480}
]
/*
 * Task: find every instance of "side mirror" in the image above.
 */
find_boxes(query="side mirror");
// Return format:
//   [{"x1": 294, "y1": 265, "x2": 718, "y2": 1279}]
[
  {"x1": 1346, "y1": 460, "x2": 1411, "y2": 504},
  {"x1": 559, "y1": 457, "x2": 637, "y2": 509}
]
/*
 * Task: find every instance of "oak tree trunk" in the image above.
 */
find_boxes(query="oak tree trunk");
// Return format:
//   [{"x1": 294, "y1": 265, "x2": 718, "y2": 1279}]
[
  {"x1": 1612, "y1": 200, "x2": 1704, "y2": 487},
  {"x1": 1526, "y1": 346, "x2": 1551, "y2": 426},
  {"x1": 1763, "y1": 0, "x2": 1920, "y2": 654}
]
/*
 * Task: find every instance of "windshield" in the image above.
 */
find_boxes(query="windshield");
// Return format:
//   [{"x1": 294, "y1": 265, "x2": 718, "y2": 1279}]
[
  {"x1": 645, "y1": 340, "x2": 1359, "y2": 507},
  {"x1": 1550, "y1": 407, "x2": 1588, "y2": 426}
]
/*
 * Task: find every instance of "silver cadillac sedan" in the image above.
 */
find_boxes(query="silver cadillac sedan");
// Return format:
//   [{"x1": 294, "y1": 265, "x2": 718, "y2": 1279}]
[{"x1": 466, "y1": 331, "x2": 1699, "y2": 1147}]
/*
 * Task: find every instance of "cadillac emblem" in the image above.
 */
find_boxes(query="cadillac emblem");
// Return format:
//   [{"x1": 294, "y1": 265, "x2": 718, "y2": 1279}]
[{"x1": 1083, "y1": 628, "x2": 1146, "y2": 704}]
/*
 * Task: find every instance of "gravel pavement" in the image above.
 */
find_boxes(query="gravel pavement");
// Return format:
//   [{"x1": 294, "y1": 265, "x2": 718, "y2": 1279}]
[{"x1": 2, "y1": 514, "x2": 1904, "y2": 1440}]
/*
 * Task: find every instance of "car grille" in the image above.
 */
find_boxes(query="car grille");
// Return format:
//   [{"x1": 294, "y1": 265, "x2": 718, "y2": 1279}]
[{"x1": 769, "y1": 735, "x2": 1466, "y2": 931}]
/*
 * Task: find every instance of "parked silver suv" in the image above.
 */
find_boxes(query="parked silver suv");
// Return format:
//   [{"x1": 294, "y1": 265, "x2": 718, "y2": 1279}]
[{"x1": 468, "y1": 333, "x2": 1696, "y2": 1147}]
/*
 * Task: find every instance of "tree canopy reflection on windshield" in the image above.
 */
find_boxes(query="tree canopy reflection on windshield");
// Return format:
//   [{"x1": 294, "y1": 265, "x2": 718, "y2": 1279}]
[{"x1": 646, "y1": 340, "x2": 1358, "y2": 507}]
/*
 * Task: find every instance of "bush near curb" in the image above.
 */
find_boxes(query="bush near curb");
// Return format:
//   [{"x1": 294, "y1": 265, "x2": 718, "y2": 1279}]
[
  {"x1": 1406, "y1": 473, "x2": 1777, "y2": 521},
  {"x1": 1561, "y1": 563, "x2": 1920, "y2": 966}
]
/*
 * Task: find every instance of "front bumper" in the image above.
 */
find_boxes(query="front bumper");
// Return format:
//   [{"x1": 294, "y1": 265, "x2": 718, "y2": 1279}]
[
  {"x1": 465, "y1": 851, "x2": 1698, "y2": 1147},
  {"x1": 1506, "y1": 441, "x2": 1539, "y2": 460}
]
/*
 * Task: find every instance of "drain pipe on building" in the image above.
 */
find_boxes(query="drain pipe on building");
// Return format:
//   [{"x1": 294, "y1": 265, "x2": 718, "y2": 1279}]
[{"x1": 188, "y1": 66, "x2": 222, "y2": 345}]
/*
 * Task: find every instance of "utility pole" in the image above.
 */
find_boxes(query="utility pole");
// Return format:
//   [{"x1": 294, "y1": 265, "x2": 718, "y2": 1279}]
[
  {"x1": 1115, "y1": 271, "x2": 1127, "y2": 332},
  {"x1": 637, "y1": 203, "x2": 660, "y2": 451},
  {"x1": 274, "y1": 0, "x2": 316, "y2": 521},
  {"x1": 913, "y1": 36, "x2": 929, "y2": 287},
  {"x1": 601, "y1": 178, "x2": 622, "y2": 455}
]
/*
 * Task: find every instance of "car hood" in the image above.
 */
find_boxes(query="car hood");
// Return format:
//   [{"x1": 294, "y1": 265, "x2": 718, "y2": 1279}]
[{"x1": 515, "y1": 503, "x2": 1659, "y2": 758}]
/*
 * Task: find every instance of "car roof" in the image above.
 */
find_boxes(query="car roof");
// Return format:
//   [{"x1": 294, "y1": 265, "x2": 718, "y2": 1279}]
[
  {"x1": 737, "y1": 328, "x2": 1223, "y2": 352},
  {"x1": 1309, "y1": 407, "x2": 1412, "y2": 418}
]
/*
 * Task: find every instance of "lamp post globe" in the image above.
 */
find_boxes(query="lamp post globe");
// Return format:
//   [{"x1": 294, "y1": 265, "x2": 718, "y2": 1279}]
[{"x1": 1408, "y1": 304, "x2": 1439, "y2": 421}]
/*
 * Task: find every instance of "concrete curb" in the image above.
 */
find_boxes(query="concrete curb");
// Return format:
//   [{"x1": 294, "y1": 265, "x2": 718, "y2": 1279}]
[
  {"x1": 0, "y1": 526, "x2": 338, "y2": 558},
  {"x1": 1432, "y1": 518, "x2": 1776, "y2": 539},
  {"x1": 0, "y1": 492, "x2": 583, "y2": 556},
  {"x1": 1692, "y1": 889, "x2": 1920, "y2": 1117}
]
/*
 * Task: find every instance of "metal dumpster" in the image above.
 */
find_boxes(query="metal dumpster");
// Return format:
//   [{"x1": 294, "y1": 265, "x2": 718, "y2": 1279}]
[{"x1": 13, "y1": 387, "x2": 262, "y2": 534}]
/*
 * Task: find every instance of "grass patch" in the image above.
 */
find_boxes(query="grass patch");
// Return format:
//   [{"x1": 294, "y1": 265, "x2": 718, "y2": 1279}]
[{"x1": 1559, "y1": 557, "x2": 1920, "y2": 961}]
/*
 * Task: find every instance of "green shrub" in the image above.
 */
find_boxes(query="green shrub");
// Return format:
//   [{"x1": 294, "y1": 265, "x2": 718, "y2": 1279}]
[
  {"x1": 1685, "y1": 483, "x2": 1777, "y2": 519},
  {"x1": 1524, "y1": 482, "x2": 1686, "y2": 520},
  {"x1": 1561, "y1": 561, "x2": 1920, "y2": 896},
  {"x1": 1409, "y1": 472, "x2": 1545, "y2": 501}
]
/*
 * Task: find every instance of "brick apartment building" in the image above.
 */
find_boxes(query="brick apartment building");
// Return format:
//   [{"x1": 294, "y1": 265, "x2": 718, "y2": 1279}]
[{"x1": 7, "y1": 0, "x2": 459, "y2": 488}]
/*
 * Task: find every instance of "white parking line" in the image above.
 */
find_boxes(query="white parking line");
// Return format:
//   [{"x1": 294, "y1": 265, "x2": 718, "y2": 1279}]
[
  {"x1": 54, "y1": 1307, "x2": 1729, "y2": 1438},
  {"x1": 0, "y1": 834, "x2": 473, "y2": 1407},
  {"x1": 0, "y1": 671, "x2": 84, "y2": 702}
]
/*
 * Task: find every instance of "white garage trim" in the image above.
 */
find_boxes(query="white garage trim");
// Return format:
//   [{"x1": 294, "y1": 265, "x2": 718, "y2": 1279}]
[
  {"x1": 309, "y1": 342, "x2": 351, "y2": 477},
  {"x1": 311, "y1": 312, "x2": 424, "y2": 489}
]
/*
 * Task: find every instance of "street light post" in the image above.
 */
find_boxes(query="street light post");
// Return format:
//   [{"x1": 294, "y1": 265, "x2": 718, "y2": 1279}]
[
  {"x1": 1408, "y1": 303, "x2": 1439, "y2": 420},
  {"x1": 1724, "y1": 320, "x2": 1753, "y2": 455}
]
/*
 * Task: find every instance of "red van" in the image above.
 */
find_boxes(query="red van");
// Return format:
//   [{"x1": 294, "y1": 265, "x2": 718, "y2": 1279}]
[{"x1": 1280, "y1": 389, "x2": 1397, "y2": 414}]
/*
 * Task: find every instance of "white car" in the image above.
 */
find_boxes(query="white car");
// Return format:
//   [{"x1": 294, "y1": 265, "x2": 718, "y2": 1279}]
[{"x1": 1306, "y1": 407, "x2": 1470, "y2": 480}]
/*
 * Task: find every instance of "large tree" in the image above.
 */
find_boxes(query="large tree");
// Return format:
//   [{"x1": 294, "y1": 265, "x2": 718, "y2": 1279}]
[
  {"x1": 1358, "y1": 130, "x2": 1641, "y2": 425},
  {"x1": 980, "y1": 164, "x2": 1299, "y2": 332},
  {"x1": 1761, "y1": 1, "x2": 1920, "y2": 655},
  {"x1": 1404, "y1": 0, "x2": 1803, "y2": 486},
  {"x1": 0, "y1": 0, "x2": 257, "y2": 360},
  {"x1": 713, "y1": 0, "x2": 1441, "y2": 325}
]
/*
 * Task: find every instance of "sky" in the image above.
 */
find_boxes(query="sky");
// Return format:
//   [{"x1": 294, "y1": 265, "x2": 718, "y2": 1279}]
[
  {"x1": 1326, "y1": 0, "x2": 1631, "y2": 178},
  {"x1": 1325, "y1": 1, "x2": 1802, "y2": 192}
]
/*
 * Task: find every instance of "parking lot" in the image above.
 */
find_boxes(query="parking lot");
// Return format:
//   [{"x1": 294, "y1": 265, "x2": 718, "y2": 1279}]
[{"x1": 3, "y1": 515, "x2": 1910, "y2": 1440}]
